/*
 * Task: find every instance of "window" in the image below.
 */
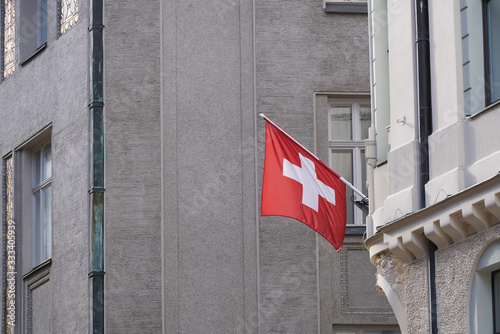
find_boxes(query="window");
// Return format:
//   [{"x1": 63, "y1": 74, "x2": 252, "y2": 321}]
[
  {"x1": 483, "y1": 0, "x2": 500, "y2": 104},
  {"x1": 493, "y1": 269, "x2": 500, "y2": 334},
  {"x1": 2, "y1": 0, "x2": 16, "y2": 78},
  {"x1": 31, "y1": 142, "x2": 51, "y2": 266},
  {"x1": 20, "y1": 0, "x2": 47, "y2": 63},
  {"x1": 328, "y1": 101, "x2": 370, "y2": 226},
  {"x1": 470, "y1": 238, "x2": 500, "y2": 334},
  {"x1": 461, "y1": 0, "x2": 500, "y2": 115}
]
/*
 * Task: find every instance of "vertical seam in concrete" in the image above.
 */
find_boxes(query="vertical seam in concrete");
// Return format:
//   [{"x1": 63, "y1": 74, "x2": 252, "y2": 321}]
[
  {"x1": 238, "y1": 0, "x2": 246, "y2": 331},
  {"x1": 252, "y1": 0, "x2": 261, "y2": 330},
  {"x1": 175, "y1": 0, "x2": 180, "y2": 330},
  {"x1": 160, "y1": 0, "x2": 165, "y2": 332}
]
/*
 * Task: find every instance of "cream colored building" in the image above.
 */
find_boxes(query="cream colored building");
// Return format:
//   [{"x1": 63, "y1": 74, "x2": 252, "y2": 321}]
[{"x1": 365, "y1": 1, "x2": 500, "y2": 333}]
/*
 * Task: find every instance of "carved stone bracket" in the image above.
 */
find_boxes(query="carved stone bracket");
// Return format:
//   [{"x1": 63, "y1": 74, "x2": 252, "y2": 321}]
[
  {"x1": 376, "y1": 253, "x2": 405, "y2": 284},
  {"x1": 366, "y1": 174, "x2": 500, "y2": 266}
]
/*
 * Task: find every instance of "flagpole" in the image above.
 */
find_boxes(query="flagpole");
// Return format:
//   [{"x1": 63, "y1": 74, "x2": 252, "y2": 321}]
[{"x1": 259, "y1": 113, "x2": 369, "y2": 203}]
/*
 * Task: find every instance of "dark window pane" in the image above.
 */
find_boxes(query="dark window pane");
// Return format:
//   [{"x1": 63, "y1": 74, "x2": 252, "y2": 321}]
[
  {"x1": 487, "y1": 0, "x2": 500, "y2": 103},
  {"x1": 494, "y1": 270, "x2": 500, "y2": 333}
]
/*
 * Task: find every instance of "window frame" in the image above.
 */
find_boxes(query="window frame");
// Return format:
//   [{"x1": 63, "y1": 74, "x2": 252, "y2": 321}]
[
  {"x1": 31, "y1": 141, "x2": 52, "y2": 267},
  {"x1": 470, "y1": 238, "x2": 500, "y2": 334},
  {"x1": 462, "y1": 0, "x2": 500, "y2": 116},
  {"x1": 493, "y1": 269, "x2": 500, "y2": 334},
  {"x1": 20, "y1": 0, "x2": 47, "y2": 64},
  {"x1": 328, "y1": 99, "x2": 370, "y2": 227},
  {"x1": 482, "y1": 0, "x2": 500, "y2": 106}
]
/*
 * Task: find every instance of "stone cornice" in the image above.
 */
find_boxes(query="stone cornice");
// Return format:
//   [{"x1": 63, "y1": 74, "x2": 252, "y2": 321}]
[{"x1": 365, "y1": 173, "x2": 500, "y2": 265}]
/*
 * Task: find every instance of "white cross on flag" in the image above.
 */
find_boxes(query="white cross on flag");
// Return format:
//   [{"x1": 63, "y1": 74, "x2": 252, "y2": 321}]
[{"x1": 261, "y1": 117, "x2": 347, "y2": 251}]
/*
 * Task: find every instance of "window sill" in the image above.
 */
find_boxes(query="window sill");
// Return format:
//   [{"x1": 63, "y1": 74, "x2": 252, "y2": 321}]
[
  {"x1": 20, "y1": 42, "x2": 47, "y2": 66},
  {"x1": 467, "y1": 99, "x2": 500, "y2": 120},
  {"x1": 324, "y1": 2, "x2": 368, "y2": 13},
  {"x1": 346, "y1": 225, "x2": 366, "y2": 235},
  {"x1": 23, "y1": 258, "x2": 51, "y2": 280}
]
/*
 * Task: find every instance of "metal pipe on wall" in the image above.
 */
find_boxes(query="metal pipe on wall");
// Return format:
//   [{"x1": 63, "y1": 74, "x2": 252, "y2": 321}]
[{"x1": 415, "y1": 0, "x2": 438, "y2": 333}]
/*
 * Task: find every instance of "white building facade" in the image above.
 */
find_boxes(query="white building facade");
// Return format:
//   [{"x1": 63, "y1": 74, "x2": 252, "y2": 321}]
[{"x1": 365, "y1": 1, "x2": 500, "y2": 333}]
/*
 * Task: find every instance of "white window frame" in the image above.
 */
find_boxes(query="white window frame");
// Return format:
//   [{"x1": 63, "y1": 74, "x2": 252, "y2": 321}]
[
  {"x1": 31, "y1": 141, "x2": 51, "y2": 267},
  {"x1": 328, "y1": 100, "x2": 369, "y2": 226},
  {"x1": 461, "y1": 0, "x2": 500, "y2": 116},
  {"x1": 470, "y1": 238, "x2": 500, "y2": 334}
]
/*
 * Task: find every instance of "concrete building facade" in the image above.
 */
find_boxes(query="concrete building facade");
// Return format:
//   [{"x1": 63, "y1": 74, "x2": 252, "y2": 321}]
[
  {"x1": 1, "y1": 0, "x2": 398, "y2": 333},
  {"x1": 365, "y1": 1, "x2": 500, "y2": 333}
]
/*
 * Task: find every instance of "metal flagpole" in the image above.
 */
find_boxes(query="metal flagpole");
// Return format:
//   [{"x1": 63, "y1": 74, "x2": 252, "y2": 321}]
[{"x1": 259, "y1": 113, "x2": 369, "y2": 206}]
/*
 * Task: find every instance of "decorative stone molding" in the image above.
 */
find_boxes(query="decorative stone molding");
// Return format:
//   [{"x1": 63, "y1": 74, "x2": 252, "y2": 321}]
[
  {"x1": 23, "y1": 260, "x2": 51, "y2": 334},
  {"x1": 375, "y1": 254, "x2": 405, "y2": 284},
  {"x1": 366, "y1": 174, "x2": 500, "y2": 265},
  {"x1": 339, "y1": 241, "x2": 394, "y2": 316}
]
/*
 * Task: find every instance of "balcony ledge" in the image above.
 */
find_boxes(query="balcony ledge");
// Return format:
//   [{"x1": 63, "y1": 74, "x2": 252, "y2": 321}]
[{"x1": 365, "y1": 172, "x2": 500, "y2": 266}]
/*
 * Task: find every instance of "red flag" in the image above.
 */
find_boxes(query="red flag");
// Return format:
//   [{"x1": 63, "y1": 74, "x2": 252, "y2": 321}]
[{"x1": 261, "y1": 118, "x2": 347, "y2": 251}]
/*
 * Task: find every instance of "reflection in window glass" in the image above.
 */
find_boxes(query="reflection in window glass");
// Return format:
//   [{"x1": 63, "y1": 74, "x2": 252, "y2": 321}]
[
  {"x1": 330, "y1": 106, "x2": 352, "y2": 140},
  {"x1": 331, "y1": 149, "x2": 353, "y2": 224},
  {"x1": 486, "y1": 1, "x2": 500, "y2": 103},
  {"x1": 43, "y1": 142, "x2": 52, "y2": 180},
  {"x1": 32, "y1": 143, "x2": 52, "y2": 267},
  {"x1": 328, "y1": 100, "x2": 371, "y2": 225},
  {"x1": 360, "y1": 104, "x2": 371, "y2": 140}
]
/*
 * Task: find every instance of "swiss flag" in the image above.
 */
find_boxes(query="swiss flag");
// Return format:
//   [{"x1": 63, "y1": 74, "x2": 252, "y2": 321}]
[{"x1": 261, "y1": 117, "x2": 347, "y2": 251}]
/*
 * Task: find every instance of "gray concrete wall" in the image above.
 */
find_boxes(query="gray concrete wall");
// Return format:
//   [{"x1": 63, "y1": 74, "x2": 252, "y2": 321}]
[
  {"x1": 160, "y1": 0, "x2": 257, "y2": 331},
  {"x1": 104, "y1": 0, "x2": 257, "y2": 332},
  {"x1": 255, "y1": 2, "x2": 380, "y2": 332},
  {"x1": 103, "y1": 0, "x2": 162, "y2": 333},
  {"x1": 0, "y1": 0, "x2": 90, "y2": 332}
]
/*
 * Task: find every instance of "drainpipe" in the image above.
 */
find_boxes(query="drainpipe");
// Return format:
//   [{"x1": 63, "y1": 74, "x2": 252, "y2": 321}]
[
  {"x1": 415, "y1": 1, "x2": 437, "y2": 333},
  {"x1": 89, "y1": 0, "x2": 105, "y2": 333}
]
